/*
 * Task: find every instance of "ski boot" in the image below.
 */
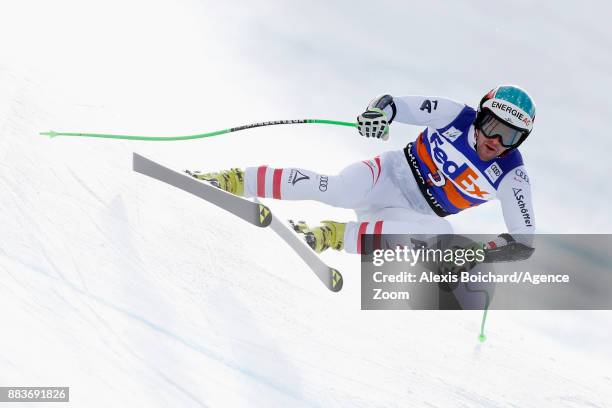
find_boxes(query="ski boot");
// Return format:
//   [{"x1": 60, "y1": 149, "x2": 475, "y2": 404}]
[
  {"x1": 290, "y1": 220, "x2": 346, "y2": 253},
  {"x1": 186, "y1": 168, "x2": 245, "y2": 196}
]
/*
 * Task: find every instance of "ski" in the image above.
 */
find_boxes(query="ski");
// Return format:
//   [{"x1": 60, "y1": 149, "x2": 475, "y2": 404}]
[
  {"x1": 132, "y1": 153, "x2": 272, "y2": 227},
  {"x1": 255, "y1": 199, "x2": 343, "y2": 292},
  {"x1": 133, "y1": 153, "x2": 342, "y2": 292}
]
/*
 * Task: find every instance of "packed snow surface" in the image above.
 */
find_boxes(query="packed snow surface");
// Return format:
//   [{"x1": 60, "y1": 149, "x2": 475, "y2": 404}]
[{"x1": 1, "y1": 1, "x2": 611, "y2": 406}]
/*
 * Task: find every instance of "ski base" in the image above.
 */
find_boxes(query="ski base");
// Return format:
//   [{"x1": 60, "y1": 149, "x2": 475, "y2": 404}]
[{"x1": 133, "y1": 153, "x2": 271, "y2": 227}]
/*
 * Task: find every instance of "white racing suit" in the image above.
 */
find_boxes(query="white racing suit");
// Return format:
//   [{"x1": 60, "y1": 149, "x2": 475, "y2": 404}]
[{"x1": 243, "y1": 96, "x2": 536, "y2": 255}]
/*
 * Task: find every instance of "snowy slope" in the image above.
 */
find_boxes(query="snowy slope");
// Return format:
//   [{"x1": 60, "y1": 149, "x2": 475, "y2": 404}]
[{"x1": 1, "y1": 1, "x2": 611, "y2": 407}]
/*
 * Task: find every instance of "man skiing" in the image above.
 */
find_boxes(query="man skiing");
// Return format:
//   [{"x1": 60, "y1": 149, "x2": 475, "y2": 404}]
[{"x1": 188, "y1": 85, "x2": 536, "y2": 260}]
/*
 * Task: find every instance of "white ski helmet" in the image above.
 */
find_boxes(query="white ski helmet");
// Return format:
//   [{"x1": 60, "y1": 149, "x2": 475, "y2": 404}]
[{"x1": 475, "y1": 85, "x2": 536, "y2": 150}]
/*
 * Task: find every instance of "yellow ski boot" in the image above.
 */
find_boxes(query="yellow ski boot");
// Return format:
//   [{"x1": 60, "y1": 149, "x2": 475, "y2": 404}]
[
  {"x1": 290, "y1": 220, "x2": 346, "y2": 253},
  {"x1": 186, "y1": 168, "x2": 245, "y2": 196}
]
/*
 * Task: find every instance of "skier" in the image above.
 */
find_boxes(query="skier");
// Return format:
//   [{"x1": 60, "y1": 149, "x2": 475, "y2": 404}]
[{"x1": 188, "y1": 85, "x2": 536, "y2": 260}]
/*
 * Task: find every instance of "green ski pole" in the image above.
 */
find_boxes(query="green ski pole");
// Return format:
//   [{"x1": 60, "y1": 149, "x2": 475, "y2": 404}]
[{"x1": 40, "y1": 119, "x2": 357, "y2": 142}]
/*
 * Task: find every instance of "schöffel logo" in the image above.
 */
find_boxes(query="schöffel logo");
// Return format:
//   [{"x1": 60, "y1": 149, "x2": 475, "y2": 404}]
[{"x1": 513, "y1": 187, "x2": 533, "y2": 227}]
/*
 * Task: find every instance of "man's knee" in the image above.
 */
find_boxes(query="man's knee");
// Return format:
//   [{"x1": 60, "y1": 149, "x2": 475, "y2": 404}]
[{"x1": 320, "y1": 174, "x2": 369, "y2": 208}]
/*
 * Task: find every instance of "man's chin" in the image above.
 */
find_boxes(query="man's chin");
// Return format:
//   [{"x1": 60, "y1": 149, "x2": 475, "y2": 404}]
[{"x1": 477, "y1": 150, "x2": 497, "y2": 161}]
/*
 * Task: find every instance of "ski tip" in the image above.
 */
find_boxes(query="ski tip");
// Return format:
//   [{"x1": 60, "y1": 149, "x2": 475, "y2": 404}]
[
  {"x1": 132, "y1": 152, "x2": 145, "y2": 172},
  {"x1": 256, "y1": 204, "x2": 272, "y2": 227},
  {"x1": 330, "y1": 268, "x2": 343, "y2": 292}
]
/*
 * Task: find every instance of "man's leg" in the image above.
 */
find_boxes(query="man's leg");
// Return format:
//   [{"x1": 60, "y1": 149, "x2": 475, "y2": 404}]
[
  {"x1": 242, "y1": 157, "x2": 385, "y2": 208},
  {"x1": 343, "y1": 211, "x2": 453, "y2": 254},
  {"x1": 189, "y1": 152, "x2": 451, "y2": 255},
  {"x1": 292, "y1": 207, "x2": 453, "y2": 254}
]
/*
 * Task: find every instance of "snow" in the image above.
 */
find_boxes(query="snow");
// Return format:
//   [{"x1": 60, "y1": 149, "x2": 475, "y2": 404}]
[{"x1": 1, "y1": 0, "x2": 611, "y2": 406}]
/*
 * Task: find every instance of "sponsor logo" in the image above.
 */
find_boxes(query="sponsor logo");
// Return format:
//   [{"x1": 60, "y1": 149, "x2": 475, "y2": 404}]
[
  {"x1": 491, "y1": 100, "x2": 531, "y2": 127},
  {"x1": 429, "y1": 132, "x2": 489, "y2": 198},
  {"x1": 427, "y1": 171, "x2": 445, "y2": 187},
  {"x1": 441, "y1": 126, "x2": 462, "y2": 142},
  {"x1": 405, "y1": 144, "x2": 447, "y2": 215},
  {"x1": 484, "y1": 162, "x2": 503, "y2": 183},
  {"x1": 512, "y1": 188, "x2": 533, "y2": 227},
  {"x1": 521, "y1": 116, "x2": 532, "y2": 127},
  {"x1": 514, "y1": 168, "x2": 530, "y2": 184},
  {"x1": 288, "y1": 169, "x2": 310, "y2": 185},
  {"x1": 318, "y1": 175, "x2": 329, "y2": 192},
  {"x1": 232, "y1": 119, "x2": 305, "y2": 132},
  {"x1": 332, "y1": 269, "x2": 342, "y2": 289},
  {"x1": 419, "y1": 99, "x2": 438, "y2": 113},
  {"x1": 258, "y1": 204, "x2": 271, "y2": 226}
]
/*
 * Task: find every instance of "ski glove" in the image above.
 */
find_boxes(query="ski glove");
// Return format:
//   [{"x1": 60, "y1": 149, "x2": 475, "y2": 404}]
[
  {"x1": 357, "y1": 94, "x2": 397, "y2": 140},
  {"x1": 357, "y1": 108, "x2": 390, "y2": 140}
]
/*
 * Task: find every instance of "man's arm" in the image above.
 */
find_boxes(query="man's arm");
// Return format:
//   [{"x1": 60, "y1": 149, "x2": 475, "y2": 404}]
[
  {"x1": 390, "y1": 95, "x2": 466, "y2": 128},
  {"x1": 485, "y1": 165, "x2": 536, "y2": 262},
  {"x1": 357, "y1": 95, "x2": 466, "y2": 139}
]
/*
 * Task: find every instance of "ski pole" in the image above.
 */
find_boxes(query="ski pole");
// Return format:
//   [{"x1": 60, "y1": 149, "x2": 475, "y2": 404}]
[
  {"x1": 40, "y1": 119, "x2": 357, "y2": 142},
  {"x1": 479, "y1": 306, "x2": 489, "y2": 343},
  {"x1": 464, "y1": 283, "x2": 490, "y2": 342}
]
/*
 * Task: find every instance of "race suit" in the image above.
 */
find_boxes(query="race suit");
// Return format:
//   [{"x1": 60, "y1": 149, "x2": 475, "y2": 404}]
[{"x1": 242, "y1": 95, "x2": 535, "y2": 255}]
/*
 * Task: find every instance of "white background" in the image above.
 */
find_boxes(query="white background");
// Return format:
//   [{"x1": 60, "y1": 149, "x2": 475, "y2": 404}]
[{"x1": 1, "y1": 1, "x2": 611, "y2": 406}]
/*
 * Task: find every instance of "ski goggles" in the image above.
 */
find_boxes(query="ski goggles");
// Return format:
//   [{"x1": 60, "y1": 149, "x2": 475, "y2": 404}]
[{"x1": 478, "y1": 111, "x2": 529, "y2": 148}]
